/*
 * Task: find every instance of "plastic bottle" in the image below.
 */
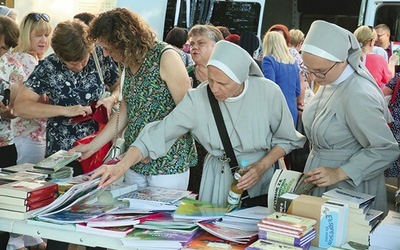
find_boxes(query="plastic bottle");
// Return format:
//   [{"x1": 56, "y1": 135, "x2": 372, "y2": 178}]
[{"x1": 227, "y1": 159, "x2": 249, "y2": 206}]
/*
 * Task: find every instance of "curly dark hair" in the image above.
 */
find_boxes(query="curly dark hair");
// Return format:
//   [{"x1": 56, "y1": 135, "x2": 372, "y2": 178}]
[{"x1": 89, "y1": 7, "x2": 155, "y2": 66}]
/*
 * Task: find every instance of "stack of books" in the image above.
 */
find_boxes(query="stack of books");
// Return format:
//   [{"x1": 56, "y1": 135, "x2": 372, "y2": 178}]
[
  {"x1": 0, "y1": 179, "x2": 58, "y2": 219},
  {"x1": 183, "y1": 231, "x2": 254, "y2": 250},
  {"x1": 75, "y1": 211, "x2": 167, "y2": 238},
  {"x1": 121, "y1": 227, "x2": 201, "y2": 250},
  {"x1": 1, "y1": 163, "x2": 73, "y2": 181},
  {"x1": 118, "y1": 186, "x2": 193, "y2": 211},
  {"x1": 370, "y1": 210, "x2": 400, "y2": 250},
  {"x1": 256, "y1": 212, "x2": 316, "y2": 250},
  {"x1": 215, "y1": 206, "x2": 269, "y2": 231},
  {"x1": 322, "y1": 187, "x2": 380, "y2": 245},
  {"x1": 0, "y1": 167, "x2": 48, "y2": 184}
]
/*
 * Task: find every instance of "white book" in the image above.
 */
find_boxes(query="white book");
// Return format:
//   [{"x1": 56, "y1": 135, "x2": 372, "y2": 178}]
[
  {"x1": 322, "y1": 187, "x2": 374, "y2": 209},
  {"x1": 225, "y1": 206, "x2": 269, "y2": 221}
]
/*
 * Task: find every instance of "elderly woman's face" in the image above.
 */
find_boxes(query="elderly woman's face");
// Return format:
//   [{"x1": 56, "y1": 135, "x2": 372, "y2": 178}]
[
  {"x1": 208, "y1": 66, "x2": 244, "y2": 101},
  {"x1": 302, "y1": 52, "x2": 343, "y2": 86},
  {"x1": 189, "y1": 35, "x2": 216, "y2": 66},
  {"x1": 64, "y1": 52, "x2": 90, "y2": 72}
]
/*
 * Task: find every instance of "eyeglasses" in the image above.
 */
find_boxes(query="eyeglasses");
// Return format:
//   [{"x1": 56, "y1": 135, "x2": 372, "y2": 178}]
[
  {"x1": 301, "y1": 62, "x2": 338, "y2": 79},
  {"x1": 24, "y1": 13, "x2": 50, "y2": 25}
]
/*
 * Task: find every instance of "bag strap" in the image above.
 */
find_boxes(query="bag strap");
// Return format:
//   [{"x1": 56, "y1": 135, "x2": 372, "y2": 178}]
[
  {"x1": 92, "y1": 50, "x2": 104, "y2": 85},
  {"x1": 207, "y1": 85, "x2": 238, "y2": 171}
]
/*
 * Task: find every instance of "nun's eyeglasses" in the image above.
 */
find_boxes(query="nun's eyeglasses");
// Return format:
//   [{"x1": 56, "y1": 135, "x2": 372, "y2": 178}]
[{"x1": 301, "y1": 62, "x2": 338, "y2": 79}]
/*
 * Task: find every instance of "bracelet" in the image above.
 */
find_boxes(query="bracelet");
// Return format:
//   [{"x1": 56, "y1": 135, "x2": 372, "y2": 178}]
[
  {"x1": 111, "y1": 94, "x2": 118, "y2": 104},
  {"x1": 297, "y1": 107, "x2": 304, "y2": 112}
]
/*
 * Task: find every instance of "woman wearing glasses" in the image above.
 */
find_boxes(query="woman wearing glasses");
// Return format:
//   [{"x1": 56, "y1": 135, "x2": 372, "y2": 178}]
[{"x1": 301, "y1": 20, "x2": 399, "y2": 213}]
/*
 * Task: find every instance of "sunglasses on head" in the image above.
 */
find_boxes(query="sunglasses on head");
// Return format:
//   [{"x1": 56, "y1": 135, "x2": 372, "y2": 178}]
[{"x1": 24, "y1": 13, "x2": 50, "y2": 24}]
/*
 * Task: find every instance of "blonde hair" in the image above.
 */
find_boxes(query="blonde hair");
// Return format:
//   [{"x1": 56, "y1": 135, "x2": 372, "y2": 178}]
[
  {"x1": 262, "y1": 31, "x2": 294, "y2": 64},
  {"x1": 289, "y1": 29, "x2": 304, "y2": 47},
  {"x1": 13, "y1": 12, "x2": 52, "y2": 59},
  {"x1": 354, "y1": 26, "x2": 377, "y2": 53}
]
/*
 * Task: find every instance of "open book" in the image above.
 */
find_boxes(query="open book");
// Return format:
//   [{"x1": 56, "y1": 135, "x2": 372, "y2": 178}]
[{"x1": 267, "y1": 169, "x2": 316, "y2": 214}]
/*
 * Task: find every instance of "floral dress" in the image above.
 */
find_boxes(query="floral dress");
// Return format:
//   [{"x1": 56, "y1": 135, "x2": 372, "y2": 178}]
[
  {"x1": 11, "y1": 52, "x2": 47, "y2": 143},
  {"x1": 25, "y1": 46, "x2": 119, "y2": 157},
  {"x1": 0, "y1": 53, "x2": 25, "y2": 147},
  {"x1": 124, "y1": 41, "x2": 197, "y2": 176},
  {"x1": 385, "y1": 73, "x2": 400, "y2": 178}
]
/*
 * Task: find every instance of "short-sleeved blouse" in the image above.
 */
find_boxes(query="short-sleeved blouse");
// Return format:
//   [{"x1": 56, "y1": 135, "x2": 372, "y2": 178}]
[
  {"x1": 25, "y1": 46, "x2": 119, "y2": 156},
  {"x1": 11, "y1": 52, "x2": 46, "y2": 142},
  {"x1": 0, "y1": 53, "x2": 25, "y2": 147},
  {"x1": 123, "y1": 41, "x2": 197, "y2": 176}
]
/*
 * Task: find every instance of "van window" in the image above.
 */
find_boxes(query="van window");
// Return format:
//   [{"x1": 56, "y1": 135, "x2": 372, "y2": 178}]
[
  {"x1": 164, "y1": 0, "x2": 262, "y2": 39},
  {"x1": 374, "y1": 4, "x2": 400, "y2": 41}
]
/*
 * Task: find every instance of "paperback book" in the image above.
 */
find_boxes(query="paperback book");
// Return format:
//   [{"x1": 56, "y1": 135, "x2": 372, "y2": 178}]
[
  {"x1": 86, "y1": 212, "x2": 165, "y2": 227},
  {"x1": 121, "y1": 228, "x2": 201, "y2": 249},
  {"x1": 261, "y1": 212, "x2": 317, "y2": 232},
  {"x1": 119, "y1": 186, "x2": 192, "y2": 204},
  {"x1": 197, "y1": 220, "x2": 258, "y2": 244},
  {"x1": 318, "y1": 200, "x2": 348, "y2": 248},
  {"x1": 76, "y1": 224, "x2": 134, "y2": 238},
  {"x1": 172, "y1": 198, "x2": 228, "y2": 221},
  {"x1": 0, "y1": 171, "x2": 47, "y2": 183},
  {"x1": 2, "y1": 163, "x2": 73, "y2": 179},
  {"x1": 267, "y1": 169, "x2": 316, "y2": 213},
  {"x1": 258, "y1": 228, "x2": 316, "y2": 246},
  {"x1": 183, "y1": 231, "x2": 253, "y2": 250},
  {"x1": 322, "y1": 187, "x2": 375, "y2": 209},
  {"x1": 34, "y1": 150, "x2": 82, "y2": 172},
  {"x1": 245, "y1": 239, "x2": 304, "y2": 250}
]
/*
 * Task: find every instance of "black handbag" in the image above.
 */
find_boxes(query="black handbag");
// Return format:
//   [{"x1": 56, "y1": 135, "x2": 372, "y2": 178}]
[{"x1": 207, "y1": 86, "x2": 267, "y2": 207}]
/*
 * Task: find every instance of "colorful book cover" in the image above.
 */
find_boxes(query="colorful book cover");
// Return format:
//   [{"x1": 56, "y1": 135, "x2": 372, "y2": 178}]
[
  {"x1": 0, "y1": 179, "x2": 58, "y2": 199},
  {"x1": 322, "y1": 187, "x2": 375, "y2": 209},
  {"x1": 197, "y1": 220, "x2": 257, "y2": 244},
  {"x1": 261, "y1": 212, "x2": 316, "y2": 232},
  {"x1": 318, "y1": 201, "x2": 348, "y2": 248},
  {"x1": 183, "y1": 231, "x2": 251, "y2": 249},
  {"x1": 86, "y1": 212, "x2": 165, "y2": 227},
  {"x1": 34, "y1": 150, "x2": 82, "y2": 172},
  {"x1": 36, "y1": 203, "x2": 118, "y2": 224},
  {"x1": 118, "y1": 186, "x2": 192, "y2": 204},
  {"x1": 172, "y1": 198, "x2": 228, "y2": 221},
  {"x1": 121, "y1": 228, "x2": 201, "y2": 247}
]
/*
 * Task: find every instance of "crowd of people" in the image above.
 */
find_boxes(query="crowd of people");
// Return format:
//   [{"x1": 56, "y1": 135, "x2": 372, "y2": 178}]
[{"x1": 0, "y1": 4, "x2": 400, "y2": 250}]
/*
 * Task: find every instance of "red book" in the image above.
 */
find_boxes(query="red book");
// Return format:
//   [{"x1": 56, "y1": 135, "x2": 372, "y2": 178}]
[
  {"x1": 0, "y1": 179, "x2": 58, "y2": 199},
  {"x1": 0, "y1": 196, "x2": 56, "y2": 212},
  {"x1": 0, "y1": 191, "x2": 56, "y2": 206}
]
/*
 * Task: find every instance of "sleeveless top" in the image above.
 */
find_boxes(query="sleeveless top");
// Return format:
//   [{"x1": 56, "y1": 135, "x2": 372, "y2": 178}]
[{"x1": 123, "y1": 41, "x2": 197, "y2": 176}]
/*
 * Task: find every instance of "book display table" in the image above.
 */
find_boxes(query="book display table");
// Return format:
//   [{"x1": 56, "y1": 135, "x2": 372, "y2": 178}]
[
  {"x1": 0, "y1": 216, "x2": 326, "y2": 250},
  {"x1": 0, "y1": 217, "x2": 132, "y2": 250}
]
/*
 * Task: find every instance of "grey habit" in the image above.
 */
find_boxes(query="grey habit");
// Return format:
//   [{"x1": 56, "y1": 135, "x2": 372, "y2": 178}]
[
  {"x1": 301, "y1": 20, "x2": 399, "y2": 212},
  {"x1": 132, "y1": 41, "x2": 305, "y2": 206}
]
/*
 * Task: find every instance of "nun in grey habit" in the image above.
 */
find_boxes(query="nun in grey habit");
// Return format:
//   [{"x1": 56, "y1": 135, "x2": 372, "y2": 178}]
[
  {"x1": 301, "y1": 20, "x2": 399, "y2": 213},
  {"x1": 92, "y1": 40, "x2": 305, "y2": 206}
]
